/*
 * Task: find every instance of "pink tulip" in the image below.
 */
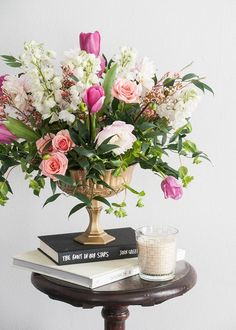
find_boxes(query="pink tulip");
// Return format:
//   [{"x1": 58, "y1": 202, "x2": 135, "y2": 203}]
[
  {"x1": 0, "y1": 123, "x2": 17, "y2": 144},
  {"x1": 0, "y1": 75, "x2": 7, "y2": 96},
  {"x1": 79, "y1": 31, "x2": 101, "y2": 56},
  {"x1": 83, "y1": 84, "x2": 105, "y2": 113},
  {"x1": 161, "y1": 176, "x2": 183, "y2": 200}
]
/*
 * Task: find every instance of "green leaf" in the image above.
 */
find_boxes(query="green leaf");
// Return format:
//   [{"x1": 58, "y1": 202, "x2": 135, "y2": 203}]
[
  {"x1": 77, "y1": 157, "x2": 90, "y2": 169},
  {"x1": 0, "y1": 154, "x2": 19, "y2": 167},
  {"x1": 1, "y1": 55, "x2": 17, "y2": 61},
  {"x1": 1, "y1": 55, "x2": 22, "y2": 68},
  {"x1": 74, "y1": 192, "x2": 91, "y2": 205},
  {"x1": 97, "y1": 179, "x2": 115, "y2": 192},
  {"x1": 192, "y1": 80, "x2": 205, "y2": 92},
  {"x1": 163, "y1": 77, "x2": 175, "y2": 87},
  {"x1": 192, "y1": 80, "x2": 214, "y2": 95},
  {"x1": 43, "y1": 193, "x2": 62, "y2": 207},
  {"x1": 50, "y1": 179, "x2": 56, "y2": 194},
  {"x1": 182, "y1": 73, "x2": 199, "y2": 81},
  {"x1": 102, "y1": 64, "x2": 118, "y2": 108},
  {"x1": 68, "y1": 203, "x2": 87, "y2": 218},
  {"x1": 201, "y1": 82, "x2": 214, "y2": 95},
  {"x1": 183, "y1": 140, "x2": 197, "y2": 153},
  {"x1": 5, "y1": 62, "x2": 22, "y2": 68},
  {"x1": 183, "y1": 175, "x2": 194, "y2": 187},
  {"x1": 193, "y1": 157, "x2": 202, "y2": 164},
  {"x1": 112, "y1": 202, "x2": 126, "y2": 208},
  {"x1": 0, "y1": 194, "x2": 8, "y2": 206},
  {"x1": 70, "y1": 74, "x2": 79, "y2": 82},
  {"x1": 4, "y1": 117, "x2": 39, "y2": 141},
  {"x1": 0, "y1": 182, "x2": 8, "y2": 196},
  {"x1": 54, "y1": 175, "x2": 75, "y2": 186},
  {"x1": 136, "y1": 198, "x2": 144, "y2": 208},
  {"x1": 74, "y1": 147, "x2": 94, "y2": 157},
  {"x1": 123, "y1": 184, "x2": 145, "y2": 197},
  {"x1": 179, "y1": 166, "x2": 188, "y2": 179},
  {"x1": 177, "y1": 138, "x2": 182, "y2": 152},
  {"x1": 96, "y1": 135, "x2": 119, "y2": 154},
  {"x1": 93, "y1": 196, "x2": 111, "y2": 207}
]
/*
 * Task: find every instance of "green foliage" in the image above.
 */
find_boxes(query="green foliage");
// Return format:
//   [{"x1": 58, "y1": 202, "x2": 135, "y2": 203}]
[
  {"x1": 5, "y1": 117, "x2": 39, "y2": 141},
  {"x1": 192, "y1": 80, "x2": 214, "y2": 95},
  {"x1": 68, "y1": 203, "x2": 87, "y2": 218},
  {"x1": 1, "y1": 55, "x2": 22, "y2": 67},
  {"x1": 178, "y1": 166, "x2": 194, "y2": 187},
  {"x1": 102, "y1": 64, "x2": 117, "y2": 108},
  {"x1": 29, "y1": 177, "x2": 45, "y2": 196},
  {"x1": 43, "y1": 193, "x2": 62, "y2": 207}
]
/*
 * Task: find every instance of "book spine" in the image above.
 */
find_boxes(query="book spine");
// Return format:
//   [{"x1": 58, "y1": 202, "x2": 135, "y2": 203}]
[{"x1": 58, "y1": 246, "x2": 138, "y2": 265}]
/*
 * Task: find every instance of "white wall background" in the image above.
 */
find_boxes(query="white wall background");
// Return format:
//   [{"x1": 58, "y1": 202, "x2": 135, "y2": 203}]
[{"x1": 0, "y1": 0, "x2": 235, "y2": 329}]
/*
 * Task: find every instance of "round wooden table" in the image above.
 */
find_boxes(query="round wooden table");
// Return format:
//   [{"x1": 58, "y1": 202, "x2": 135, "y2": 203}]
[{"x1": 31, "y1": 261, "x2": 197, "y2": 330}]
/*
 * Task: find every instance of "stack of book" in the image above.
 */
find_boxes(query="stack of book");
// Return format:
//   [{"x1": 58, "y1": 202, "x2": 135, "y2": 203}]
[{"x1": 13, "y1": 227, "x2": 140, "y2": 289}]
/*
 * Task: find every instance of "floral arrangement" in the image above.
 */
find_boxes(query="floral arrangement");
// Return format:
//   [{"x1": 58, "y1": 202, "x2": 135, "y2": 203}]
[{"x1": 0, "y1": 31, "x2": 212, "y2": 217}]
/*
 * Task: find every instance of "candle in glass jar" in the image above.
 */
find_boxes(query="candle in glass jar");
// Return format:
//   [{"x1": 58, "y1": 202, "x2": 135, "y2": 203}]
[{"x1": 136, "y1": 226, "x2": 178, "y2": 281}]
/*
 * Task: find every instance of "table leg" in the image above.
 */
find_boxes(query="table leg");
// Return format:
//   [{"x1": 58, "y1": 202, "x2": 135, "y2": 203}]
[{"x1": 102, "y1": 306, "x2": 129, "y2": 330}]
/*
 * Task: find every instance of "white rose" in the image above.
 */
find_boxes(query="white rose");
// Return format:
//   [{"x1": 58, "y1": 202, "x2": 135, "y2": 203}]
[{"x1": 96, "y1": 121, "x2": 136, "y2": 155}]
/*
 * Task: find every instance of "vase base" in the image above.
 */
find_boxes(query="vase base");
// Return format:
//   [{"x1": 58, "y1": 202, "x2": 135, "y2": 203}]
[{"x1": 74, "y1": 231, "x2": 116, "y2": 245}]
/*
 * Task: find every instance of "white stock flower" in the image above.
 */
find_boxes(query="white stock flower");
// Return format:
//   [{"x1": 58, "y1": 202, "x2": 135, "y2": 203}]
[
  {"x1": 135, "y1": 57, "x2": 155, "y2": 90},
  {"x1": 63, "y1": 49, "x2": 100, "y2": 89},
  {"x1": 19, "y1": 41, "x2": 62, "y2": 121},
  {"x1": 96, "y1": 121, "x2": 136, "y2": 155},
  {"x1": 157, "y1": 87, "x2": 201, "y2": 129},
  {"x1": 59, "y1": 109, "x2": 75, "y2": 124},
  {"x1": 113, "y1": 46, "x2": 137, "y2": 79},
  {"x1": 21, "y1": 41, "x2": 56, "y2": 67}
]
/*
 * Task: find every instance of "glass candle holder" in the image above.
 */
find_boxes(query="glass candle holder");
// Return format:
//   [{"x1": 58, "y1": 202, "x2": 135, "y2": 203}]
[{"x1": 135, "y1": 226, "x2": 178, "y2": 281}]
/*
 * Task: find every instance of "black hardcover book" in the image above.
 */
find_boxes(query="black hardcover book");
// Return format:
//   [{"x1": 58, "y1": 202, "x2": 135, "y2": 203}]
[{"x1": 38, "y1": 227, "x2": 138, "y2": 265}]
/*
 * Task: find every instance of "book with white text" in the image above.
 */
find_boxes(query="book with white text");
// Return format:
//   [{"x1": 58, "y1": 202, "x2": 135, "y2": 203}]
[{"x1": 13, "y1": 250, "x2": 139, "y2": 289}]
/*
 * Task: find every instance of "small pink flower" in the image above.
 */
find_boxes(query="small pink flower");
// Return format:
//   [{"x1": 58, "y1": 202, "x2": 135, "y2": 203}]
[
  {"x1": 39, "y1": 152, "x2": 68, "y2": 181},
  {"x1": 79, "y1": 31, "x2": 101, "y2": 56},
  {"x1": 112, "y1": 79, "x2": 140, "y2": 103},
  {"x1": 98, "y1": 55, "x2": 106, "y2": 77},
  {"x1": 0, "y1": 75, "x2": 7, "y2": 96},
  {"x1": 161, "y1": 176, "x2": 183, "y2": 200},
  {"x1": 36, "y1": 133, "x2": 55, "y2": 154},
  {"x1": 0, "y1": 123, "x2": 17, "y2": 144},
  {"x1": 83, "y1": 84, "x2": 105, "y2": 113},
  {"x1": 96, "y1": 120, "x2": 136, "y2": 155},
  {"x1": 52, "y1": 129, "x2": 75, "y2": 153}
]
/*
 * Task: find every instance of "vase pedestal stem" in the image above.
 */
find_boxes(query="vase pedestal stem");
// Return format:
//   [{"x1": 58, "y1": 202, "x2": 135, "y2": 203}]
[{"x1": 74, "y1": 200, "x2": 115, "y2": 245}]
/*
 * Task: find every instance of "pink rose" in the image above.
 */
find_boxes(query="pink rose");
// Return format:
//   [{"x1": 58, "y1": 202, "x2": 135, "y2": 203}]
[
  {"x1": 79, "y1": 31, "x2": 101, "y2": 56},
  {"x1": 52, "y1": 129, "x2": 75, "y2": 153},
  {"x1": 36, "y1": 133, "x2": 55, "y2": 154},
  {"x1": 112, "y1": 79, "x2": 140, "y2": 103},
  {"x1": 96, "y1": 120, "x2": 136, "y2": 155},
  {"x1": 161, "y1": 176, "x2": 183, "y2": 200},
  {"x1": 39, "y1": 152, "x2": 68, "y2": 181},
  {"x1": 0, "y1": 123, "x2": 17, "y2": 144},
  {"x1": 83, "y1": 84, "x2": 105, "y2": 113}
]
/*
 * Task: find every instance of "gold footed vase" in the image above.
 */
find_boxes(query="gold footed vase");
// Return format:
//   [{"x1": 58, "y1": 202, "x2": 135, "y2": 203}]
[{"x1": 58, "y1": 165, "x2": 135, "y2": 245}]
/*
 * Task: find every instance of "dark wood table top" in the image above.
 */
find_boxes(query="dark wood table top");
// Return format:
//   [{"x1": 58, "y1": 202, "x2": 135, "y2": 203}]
[{"x1": 31, "y1": 261, "x2": 197, "y2": 308}]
